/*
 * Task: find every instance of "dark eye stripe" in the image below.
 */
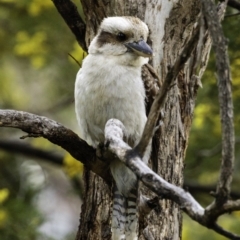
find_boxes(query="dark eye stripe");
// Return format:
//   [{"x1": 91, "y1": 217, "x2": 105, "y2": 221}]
[{"x1": 97, "y1": 30, "x2": 115, "y2": 47}]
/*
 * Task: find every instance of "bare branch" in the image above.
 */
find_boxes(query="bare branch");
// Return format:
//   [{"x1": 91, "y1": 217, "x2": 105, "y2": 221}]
[
  {"x1": 206, "y1": 199, "x2": 240, "y2": 217},
  {"x1": 52, "y1": 0, "x2": 87, "y2": 51},
  {"x1": 0, "y1": 110, "x2": 239, "y2": 239},
  {"x1": 201, "y1": 0, "x2": 235, "y2": 203},
  {"x1": 0, "y1": 109, "x2": 111, "y2": 183},
  {"x1": 105, "y1": 118, "x2": 240, "y2": 240},
  {"x1": 2, "y1": 138, "x2": 239, "y2": 202},
  {"x1": 105, "y1": 119, "x2": 205, "y2": 219}
]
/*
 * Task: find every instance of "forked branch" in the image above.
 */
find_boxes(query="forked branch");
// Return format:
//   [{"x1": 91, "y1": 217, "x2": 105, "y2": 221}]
[{"x1": 104, "y1": 118, "x2": 240, "y2": 240}]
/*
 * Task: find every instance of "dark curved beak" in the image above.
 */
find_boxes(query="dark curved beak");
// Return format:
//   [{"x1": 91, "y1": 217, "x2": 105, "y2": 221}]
[{"x1": 125, "y1": 40, "x2": 153, "y2": 57}]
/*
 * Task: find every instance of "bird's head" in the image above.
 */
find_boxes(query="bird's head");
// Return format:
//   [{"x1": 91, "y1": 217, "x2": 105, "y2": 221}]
[{"x1": 88, "y1": 16, "x2": 153, "y2": 66}]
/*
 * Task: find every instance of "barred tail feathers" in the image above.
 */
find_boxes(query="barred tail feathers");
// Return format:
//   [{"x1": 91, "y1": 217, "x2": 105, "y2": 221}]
[
  {"x1": 125, "y1": 186, "x2": 139, "y2": 240},
  {"x1": 112, "y1": 185, "x2": 126, "y2": 240},
  {"x1": 110, "y1": 161, "x2": 139, "y2": 240}
]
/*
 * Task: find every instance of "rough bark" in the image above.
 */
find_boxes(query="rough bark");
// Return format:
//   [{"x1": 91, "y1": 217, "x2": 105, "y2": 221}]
[
  {"x1": 0, "y1": 0, "x2": 238, "y2": 239},
  {"x1": 77, "y1": 0, "x2": 212, "y2": 239}
]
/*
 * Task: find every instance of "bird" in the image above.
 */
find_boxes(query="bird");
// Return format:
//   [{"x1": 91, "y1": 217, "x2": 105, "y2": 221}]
[{"x1": 74, "y1": 16, "x2": 153, "y2": 240}]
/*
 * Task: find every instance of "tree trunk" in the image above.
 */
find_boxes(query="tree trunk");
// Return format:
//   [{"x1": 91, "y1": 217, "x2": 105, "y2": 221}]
[{"x1": 76, "y1": 0, "x2": 211, "y2": 239}]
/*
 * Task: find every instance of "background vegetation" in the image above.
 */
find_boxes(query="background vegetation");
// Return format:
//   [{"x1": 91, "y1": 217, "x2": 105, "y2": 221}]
[{"x1": 0, "y1": 1, "x2": 239, "y2": 239}]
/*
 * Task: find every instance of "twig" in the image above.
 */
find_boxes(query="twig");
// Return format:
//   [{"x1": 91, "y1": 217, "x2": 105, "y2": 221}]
[
  {"x1": 202, "y1": 0, "x2": 235, "y2": 203},
  {"x1": 208, "y1": 199, "x2": 240, "y2": 215},
  {"x1": 68, "y1": 53, "x2": 82, "y2": 67}
]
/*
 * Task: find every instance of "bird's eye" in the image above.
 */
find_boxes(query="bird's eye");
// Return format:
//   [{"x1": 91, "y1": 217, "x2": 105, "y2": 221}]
[{"x1": 116, "y1": 32, "x2": 127, "y2": 41}]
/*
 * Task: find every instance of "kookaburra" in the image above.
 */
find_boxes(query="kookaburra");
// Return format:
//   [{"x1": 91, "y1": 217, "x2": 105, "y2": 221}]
[{"x1": 75, "y1": 16, "x2": 153, "y2": 240}]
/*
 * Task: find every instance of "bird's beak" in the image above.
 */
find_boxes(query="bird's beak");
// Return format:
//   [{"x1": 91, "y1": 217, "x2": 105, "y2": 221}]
[{"x1": 125, "y1": 40, "x2": 153, "y2": 57}]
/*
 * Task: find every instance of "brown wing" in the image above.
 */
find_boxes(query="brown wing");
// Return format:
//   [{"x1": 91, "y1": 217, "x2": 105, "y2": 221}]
[{"x1": 141, "y1": 63, "x2": 162, "y2": 173}]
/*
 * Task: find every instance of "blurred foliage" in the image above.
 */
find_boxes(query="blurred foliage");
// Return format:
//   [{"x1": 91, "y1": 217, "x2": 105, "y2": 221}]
[
  {"x1": 0, "y1": 188, "x2": 9, "y2": 228},
  {"x1": 0, "y1": 154, "x2": 46, "y2": 240},
  {"x1": 63, "y1": 153, "x2": 84, "y2": 178},
  {"x1": 0, "y1": 0, "x2": 239, "y2": 239},
  {"x1": 0, "y1": 0, "x2": 84, "y2": 239}
]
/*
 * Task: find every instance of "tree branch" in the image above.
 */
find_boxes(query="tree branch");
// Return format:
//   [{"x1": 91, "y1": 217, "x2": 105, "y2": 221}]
[
  {"x1": 202, "y1": 0, "x2": 235, "y2": 203},
  {"x1": 3, "y1": 139, "x2": 240, "y2": 201},
  {"x1": 105, "y1": 118, "x2": 240, "y2": 240},
  {"x1": 1, "y1": 109, "x2": 238, "y2": 238},
  {"x1": 52, "y1": 0, "x2": 87, "y2": 51},
  {"x1": 0, "y1": 109, "x2": 111, "y2": 183}
]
